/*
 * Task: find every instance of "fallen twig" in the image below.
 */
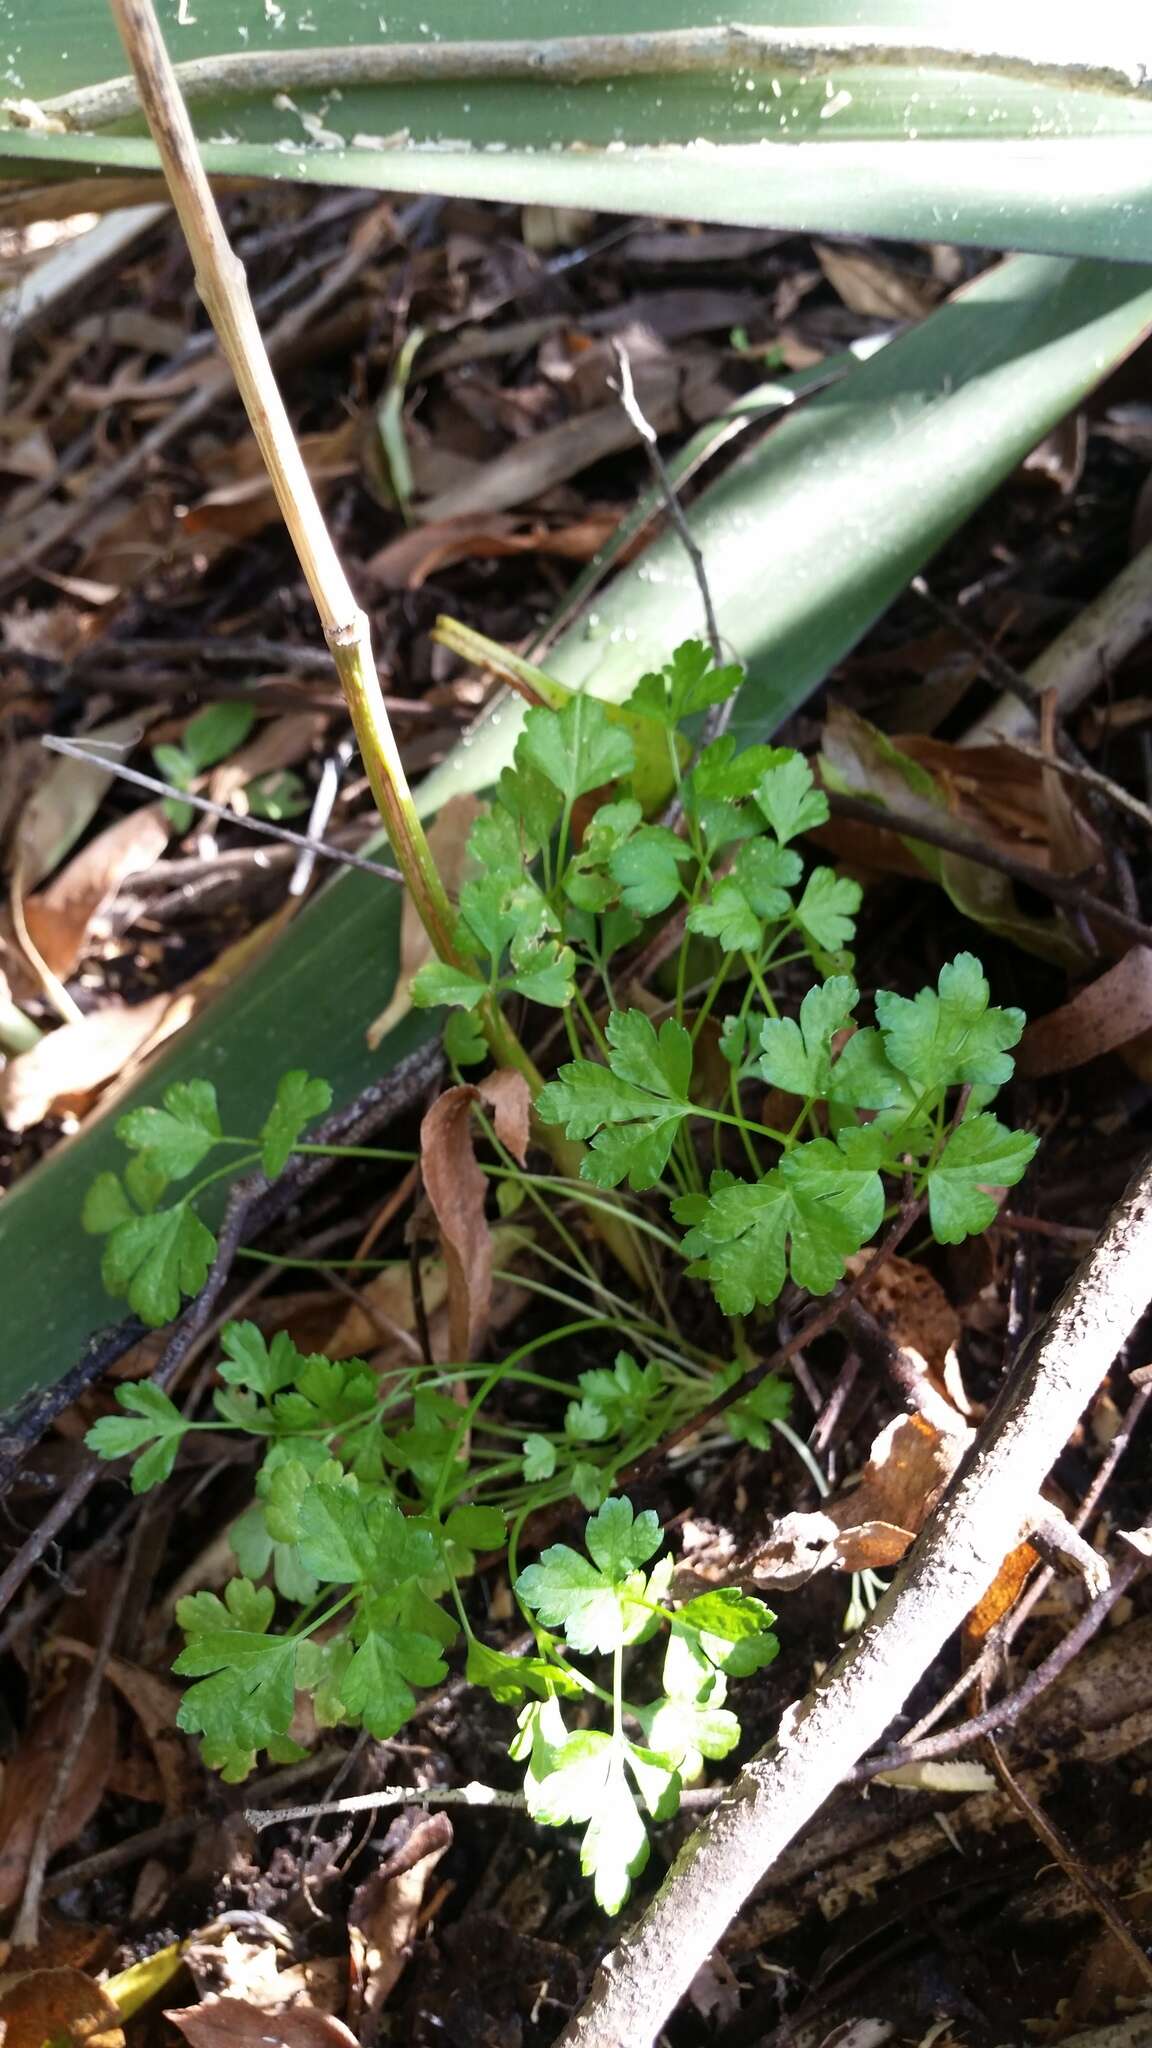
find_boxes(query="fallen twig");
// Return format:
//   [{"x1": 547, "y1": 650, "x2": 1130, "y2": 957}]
[
  {"x1": 825, "y1": 790, "x2": 1152, "y2": 951},
  {"x1": 557, "y1": 1149, "x2": 1152, "y2": 2048}
]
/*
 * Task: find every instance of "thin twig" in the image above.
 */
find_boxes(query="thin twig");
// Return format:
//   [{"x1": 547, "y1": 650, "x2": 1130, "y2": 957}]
[
  {"x1": 1001, "y1": 733, "x2": 1152, "y2": 836},
  {"x1": 12, "y1": 1507, "x2": 147, "y2": 1946},
  {"x1": 826, "y1": 790, "x2": 1152, "y2": 951},
  {"x1": 40, "y1": 735, "x2": 402, "y2": 884},
  {"x1": 981, "y1": 1725, "x2": 1152, "y2": 1991},
  {"x1": 611, "y1": 340, "x2": 722, "y2": 664},
  {"x1": 852, "y1": 1548, "x2": 1145, "y2": 1783}
]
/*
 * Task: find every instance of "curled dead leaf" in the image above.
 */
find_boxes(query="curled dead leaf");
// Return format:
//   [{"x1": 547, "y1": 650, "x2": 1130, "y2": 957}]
[
  {"x1": 752, "y1": 1413, "x2": 970, "y2": 1589},
  {"x1": 348, "y1": 1814, "x2": 452, "y2": 2037},
  {"x1": 420, "y1": 1071, "x2": 532, "y2": 1360},
  {"x1": 1017, "y1": 948, "x2": 1152, "y2": 1077}
]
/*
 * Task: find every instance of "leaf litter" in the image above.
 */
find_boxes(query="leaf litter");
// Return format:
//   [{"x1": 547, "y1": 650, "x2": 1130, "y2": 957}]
[{"x1": 1, "y1": 176, "x2": 1152, "y2": 2048}]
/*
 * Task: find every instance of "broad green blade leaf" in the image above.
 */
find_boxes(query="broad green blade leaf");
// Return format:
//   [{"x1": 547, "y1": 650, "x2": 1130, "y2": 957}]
[
  {"x1": 419, "y1": 251, "x2": 1152, "y2": 806},
  {"x1": 2, "y1": 5, "x2": 1152, "y2": 260},
  {"x1": 3, "y1": 247, "x2": 1152, "y2": 1411}
]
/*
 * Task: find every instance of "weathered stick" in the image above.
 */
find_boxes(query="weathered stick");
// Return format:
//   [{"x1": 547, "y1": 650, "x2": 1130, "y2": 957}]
[{"x1": 557, "y1": 1150, "x2": 1152, "y2": 2048}]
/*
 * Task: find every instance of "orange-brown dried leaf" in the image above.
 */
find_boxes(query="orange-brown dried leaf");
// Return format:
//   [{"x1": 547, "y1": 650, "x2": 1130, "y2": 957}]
[
  {"x1": 420, "y1": 1071, "x2": 532, "y2": 1360},
  {"x1": 1018, "y1": 948, "x2": 1152, "y2": 1078},
  {"x1": 962, "y1": 1540, "x2": 1039, "y2": 1646},
  {"x1": 0, "y1": 1968, "x2": 123, "y2": 2048},
  {"x1": 0, "y1": 1693, "x2": 116, "y2": 1912}
]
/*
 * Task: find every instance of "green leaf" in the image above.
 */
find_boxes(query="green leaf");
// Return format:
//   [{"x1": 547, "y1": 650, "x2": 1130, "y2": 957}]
[
  {"x1": 755, "y1": 755, "x2": 830, "y2": 845},
  {"x1": 340, "y1": 1624, "x2": 447, "y2": 1739},
  {"x1": 794, "y1": 867, "x2": 861, "y2": 952},
  {"x1": 115, "y1": 1079, "x2": 222, "y2": 1178},
  {"x1": 410, "y1": 960, "x2": 487, "y2": 1011},
  {"x1": 297, "y1": 1483, "x2": 438, "y2": 1587},
  {"x1": 677, "y1": 1130, "x2": 884, "y2": 1313},
  {"x1": 82, "y1": 1172, "x2": 133, "y2": 1235},
  {"x1": 518, "y1": 695, "x2": 634, "y2": 802},
  {"x1": 443, "y1": 1008, "x2": 487, "y2": 1065},
  {"x1": 174, "y1": 1576, "x2": 297, "y2": 1768},
  {"x1": 217, "y1": 1321, "x2": 300, "y2": 1397},
  {"x1": 466, "y1": 1639, "x2": 582, "y2": 1705},
  {"x1": 608, "y1": 826, "x2": 692, "y2": 916},
  {"x1": 876, "y1": 952, "x2": 1026, "y2": 1095},
  {"x1": 674, "y1": 1587, "x2": 779, "y2": 1677},
  {"x1": 642, "y1": 1688, "x2": 740, "y2": 1780},
  {"x1": 628, "y1": 641, "x2": 743, "y2": 728},
  {"x1": 516, "y1": 1497, "x2": 663, "y2": 1655},
  {"x1": 84, "y1": 1381, "x2": 188, "y2": 1492},
  {"x1": 585, "y1": 1495, "x2": 663, "y2": 1579},
  {"x1": 686, "y1": 877, "x2": 761, "y2": 954},
  {"x1": 259, "y1": 1069, "x2": 333, "y2": 1179},
  {"x1": 101, "y1": 1202, "x2": 217, "y2": 1326},
  {"x1": 565, "y1": 1352, "x2": 665, "y2": 1444},
  {"x1": 528, "y1": 1727, "x2": 651, "y2": 1914},
  {"x1": 502, "y1": 937, "x2": 577, "y2": 1007},
  {"x1": 516, "y1": 1548, "x2": 625, "y2": 1656},
  {"x1": 724, "y1": 1372, "x2": 795, "y2": 1457},
  {"x1": 444, "y1": 1504, "x2": 506, "y2": 1551},
  {"x1": 756, "y1": 976, "x2": 858, "y2": 1100},
  {"x1": 181, "y1": 701, "x2": 258, "y2": 773},
  {"x1": 521, "y1": 1434, "x2": 557, "y2": 1483},
  {"x1": 757, "y1": 978, "x2": 903, "y2": 1111},
  {"x1": 926, "y1": 1113, "x2": 1038, "y2": 1244},
  {"x1": 537, "y1": 1009, "x2": 693, "y2": 1192},
  {"x1": 496, "y1": 758, "x2": 564, "y2": 845}
]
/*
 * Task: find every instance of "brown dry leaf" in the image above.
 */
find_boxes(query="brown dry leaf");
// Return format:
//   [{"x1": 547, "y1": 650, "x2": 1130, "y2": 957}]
[
  {"x1": 348, "y1": 1814, "x2": 452, "y2": 2036},
  {"x1": 420, "y1": 1071, "x2": 532, "y2": 1360},
  {"x1": 1017, "y1": 948, "x2": 1152, "y2": 1077},
  {"x1": 21, "y1": 801, "x2": 169, "y2": 981},
  {"x1": 0, "y1": 1969, "x2": 123, "y2": 2048},
  {"x1": 752, "y1": 1413, "x2": 970, "y2": 1589},
  {"x1": 0, "y1": 1693, "x2": 116, "y2": 1912},
  {"x1": 813, "y1": 240, "x2": 939, "y2": 321},
  {"x1": 417, "y1": 361, "x2": 681, "y2": 524},
  {"x1": 832, "y1": 1411, "x2": 969, "y2": 1541},
  {"x1": 54, "y1": 1640, "x2": 192, "y2": 1818},
  {"x1": 15, "y1": 712, "x2": 145, "y2": 892},
  {"x1": 169, "y1": 2000, "x2": 359, "y2": 2048},
  {"x1": 817, "y1": 705, "x2": 1096, "y2": 968},
  {"x1": 0, "y1": 899, "x2": 297, "y2": 1131},
  {"x1": 853, "y1": 1255, "x2": 961, "y2": 1376},
  {"x1": 364, "y1": 511, "x2": 622, "y2": 590},
  {"x1": 182, "y1": 422, "x2": 359, "y2": 543},
  {"x1": 0, "y1": 993, "x2": 173, "y2": 1131},
  {"x1": 367, "y1": 793, "x2": 479, "y2": 1048}
]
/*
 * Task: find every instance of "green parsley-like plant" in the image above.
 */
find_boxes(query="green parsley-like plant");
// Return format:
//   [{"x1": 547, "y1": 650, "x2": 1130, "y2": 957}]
[{"x1": 85, "y1": 636, "x2": 1037, "y2": 1910}]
